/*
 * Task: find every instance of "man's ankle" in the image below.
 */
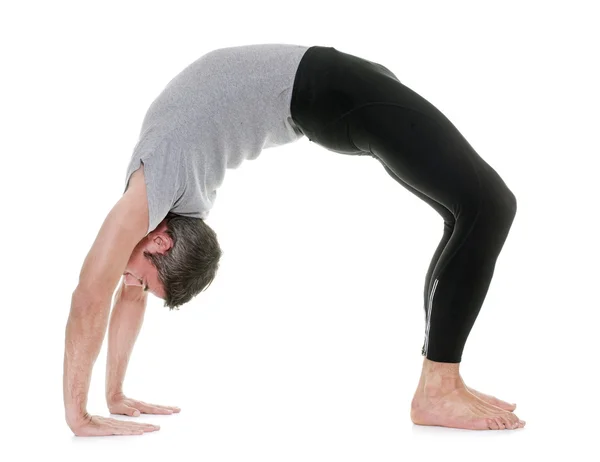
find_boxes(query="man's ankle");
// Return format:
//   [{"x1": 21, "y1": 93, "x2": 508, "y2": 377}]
[
  {"x1": 418, "y1": 358, "x2": 464, "y2": 394},
  {"x1": 421, "y1": 357, "x2": 461, "y2": 376}
]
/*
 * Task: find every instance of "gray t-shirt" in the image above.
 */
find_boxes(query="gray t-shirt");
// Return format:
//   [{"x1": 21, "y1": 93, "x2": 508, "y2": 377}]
[{"x1": 124, "y1": 44, "x2": 310, "y2": 233}]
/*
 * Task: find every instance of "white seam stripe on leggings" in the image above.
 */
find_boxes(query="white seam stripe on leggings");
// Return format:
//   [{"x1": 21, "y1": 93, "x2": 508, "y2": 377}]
[{"x1": 424, "y1": 278, "x2": 439, "y2": 356}]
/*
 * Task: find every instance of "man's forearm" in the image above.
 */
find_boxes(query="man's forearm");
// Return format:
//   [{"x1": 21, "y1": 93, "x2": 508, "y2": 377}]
[
  {"x1": 105, "y1": 283, "x2": 147, "y2": 402},
  {"x1": 63, "y1": 290, "x2": 112, "y2": 426}
]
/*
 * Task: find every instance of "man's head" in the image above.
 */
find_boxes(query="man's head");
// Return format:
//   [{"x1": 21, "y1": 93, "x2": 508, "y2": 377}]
[{"x1": 123, "y1": 212, "x2": 222, "y2": 309}]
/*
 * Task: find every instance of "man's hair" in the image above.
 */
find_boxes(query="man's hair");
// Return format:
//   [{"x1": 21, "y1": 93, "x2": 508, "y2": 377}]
[{"x1": 143, "y1": 212, "x2": 223, "y2": 310}]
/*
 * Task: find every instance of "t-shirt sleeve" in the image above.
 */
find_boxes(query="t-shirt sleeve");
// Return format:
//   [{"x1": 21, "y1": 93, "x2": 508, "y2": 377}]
[{"x1": 124, "y1": 136, "x2": 182, "y2": 234}]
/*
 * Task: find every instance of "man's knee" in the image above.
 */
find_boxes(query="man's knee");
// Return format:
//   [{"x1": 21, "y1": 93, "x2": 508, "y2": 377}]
[{"x1": 490, "y1": 185, "x2": 517, "y2": 225}]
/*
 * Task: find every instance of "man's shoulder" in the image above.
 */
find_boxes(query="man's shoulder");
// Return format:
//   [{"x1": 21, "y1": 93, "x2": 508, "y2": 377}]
[
  {"x1": 123, "y1": 162, "x2": 150, "y2": 232},
  {"x1": 126, "y1": 162, "x2": 145, "y2": 193}
]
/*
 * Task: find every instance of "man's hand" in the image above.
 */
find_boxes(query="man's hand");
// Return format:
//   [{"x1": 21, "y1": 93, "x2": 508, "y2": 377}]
[
  {"x1": 108, "y1": 393, "x2": 181, "y2": 416},
  {"x1": 70, "y1": 414, "x2": 160, "y2": 436}
]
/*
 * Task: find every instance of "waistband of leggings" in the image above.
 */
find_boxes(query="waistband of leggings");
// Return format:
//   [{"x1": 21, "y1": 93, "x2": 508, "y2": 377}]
[{"x1": 290, "y1": 46, "x2": 332, "y2": 120}]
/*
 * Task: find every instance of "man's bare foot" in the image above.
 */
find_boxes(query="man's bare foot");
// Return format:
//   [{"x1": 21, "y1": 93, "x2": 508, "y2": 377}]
[{"x1": 411, "y1": 358, "x2": 526, "y2": 430}]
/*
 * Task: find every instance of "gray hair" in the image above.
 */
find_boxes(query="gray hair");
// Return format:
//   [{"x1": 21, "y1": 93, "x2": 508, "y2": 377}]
[{"x1": 144, "y1": 212, "x2": 223, "y2": 309}]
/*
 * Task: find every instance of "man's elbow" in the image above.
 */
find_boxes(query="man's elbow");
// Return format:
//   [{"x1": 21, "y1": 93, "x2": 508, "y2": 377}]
[{"x1": 70, "y1": 286, "x2": 111, "y2": 314}]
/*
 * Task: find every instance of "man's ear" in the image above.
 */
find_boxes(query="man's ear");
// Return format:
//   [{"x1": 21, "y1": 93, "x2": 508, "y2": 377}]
[{"x1": 146, "y1": 220, "x2": 174, "y2": 254}]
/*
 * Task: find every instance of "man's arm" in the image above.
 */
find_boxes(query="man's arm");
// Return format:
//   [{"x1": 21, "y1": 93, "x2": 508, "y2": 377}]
[
  {"x1": 63, "y1": 166, "x2": 158, "y2": 436},
  {"x1": 104, "y1": 281, "x2": 181, "y2": 416},
  {"x1": 105, "y1": 280, "x2": 148, "y2": 406}
]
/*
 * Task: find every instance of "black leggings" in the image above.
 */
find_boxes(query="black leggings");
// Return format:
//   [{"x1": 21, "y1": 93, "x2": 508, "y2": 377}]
[{"x1": 290, "y1": 46, "x2": 517, "y2": 363}]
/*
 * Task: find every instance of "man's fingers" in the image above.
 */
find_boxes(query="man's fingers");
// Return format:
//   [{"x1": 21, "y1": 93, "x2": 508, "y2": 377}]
[
  {"x1": 105, "y1": 417, "x2": 160, "y2": 432},
  {"x1": 133, "y1": 401, "x2": 180, "y2": 415},
  {"x1": 140, "y1": 405, "x2": 174, "y2": 415},
  {"x1": 145, "y1": 403, "x2": 181, "y2": 413},
  {"x1": 112, "y1": 424, "x2": 158, "y2": 434},
  {"x1": 115, "y1": 428, "x2": 145, "y2": 436},
  {"x1": 109, "y1": 397, "x2": 180, "y2": 416},
  {"x1": 144, "y1": 401, "x2": 179, "y2": 410},
  {"x1": 129, "y1": 422, "x2": 160, "y2": 431},
  {"x1": 151, "y1": 405, "x2": 180, "y2": 413},
  {"x1": 119, "y1": 421, "x2": 160, "y2": 431}
]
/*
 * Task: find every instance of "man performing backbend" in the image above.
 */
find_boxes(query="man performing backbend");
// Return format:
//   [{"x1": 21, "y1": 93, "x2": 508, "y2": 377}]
[{"x1": 63, "y1": 44, "x2": 525, "y2": 436}]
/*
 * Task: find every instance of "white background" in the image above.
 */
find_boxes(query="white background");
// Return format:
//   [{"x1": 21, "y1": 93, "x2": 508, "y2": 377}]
[{"x1": 1, "y1": 0, "x2": 598, "y2": 460}]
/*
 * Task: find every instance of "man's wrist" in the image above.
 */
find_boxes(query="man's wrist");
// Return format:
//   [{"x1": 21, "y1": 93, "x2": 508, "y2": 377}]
[
  {"x1": 106, "y1": 389, "x2": 125, "y2": 403},
  {"x1": 65, "y1": 409, "x2": 90, "y2": 428}
]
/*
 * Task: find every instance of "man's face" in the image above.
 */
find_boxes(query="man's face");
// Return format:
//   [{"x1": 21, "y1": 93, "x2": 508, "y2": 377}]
[{"x1": 123, "y1": 221, "x2": 172, "y2": 300}]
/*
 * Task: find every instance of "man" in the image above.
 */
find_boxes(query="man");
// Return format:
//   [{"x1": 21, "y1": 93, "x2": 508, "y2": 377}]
[{"x1": 63, "y1": 44, "x2": 525, "y2": 436}]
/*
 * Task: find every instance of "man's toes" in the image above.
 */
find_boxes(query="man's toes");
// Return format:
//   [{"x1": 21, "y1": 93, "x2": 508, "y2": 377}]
[
  {"x1": 505, "y1": 413, "x2": 519, "y2": 429},
  {"x1": 503, "y1": 415, "x2": 515, "y2": 429},
  {"x1": 487, "y1": 418, "x2": 500, "y2": 430}
]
